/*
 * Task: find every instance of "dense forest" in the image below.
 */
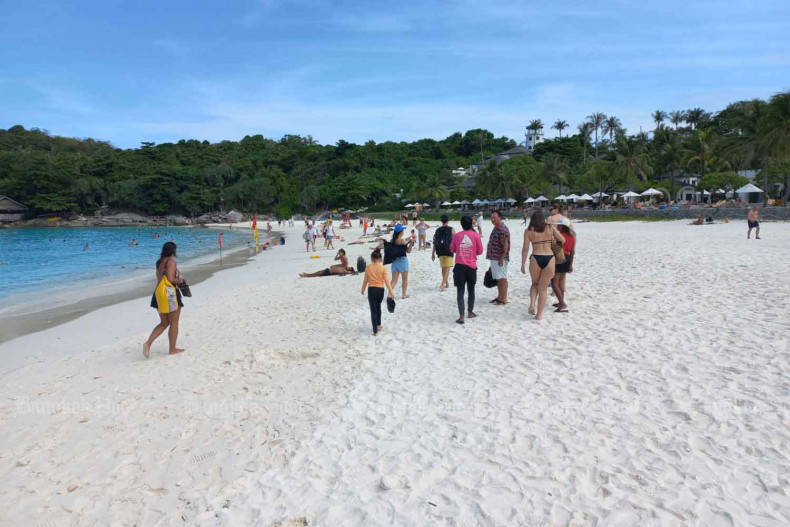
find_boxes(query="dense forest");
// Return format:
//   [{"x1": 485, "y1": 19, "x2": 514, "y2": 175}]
[{"x1": 1, "y1": 91, "x2": 788, "y2": 218}]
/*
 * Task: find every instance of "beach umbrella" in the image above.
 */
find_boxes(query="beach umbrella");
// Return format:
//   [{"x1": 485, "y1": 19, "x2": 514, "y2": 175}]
[
  {"x1": 441, "y1": 201, "x2": 452, "y2": 206},
  {"x1": 566, "y1": 194, "x2": 581, "y2": 202},
  {"x1": 555, "y1": 194, "x2": 568, "y2": 201},
  {"x1": 422, "y1": 203, "x2": 430, "y2": 207},
  {"x1": 591, "y1": 191, "x2": 609, "y2": 198},
  {"x1": 405, "y1": 203, "x2": 414, "y2": 208},
  {"x1": 451, "y1": 200, "x2": 462, "y2": 205},
  {"x1": 536, "y1": 195, "x2": 549, "y2": 202},
  {"x1": 460, "y1": 200, "x2": 471, "y2": 205},
  {"x1": 480, "y1": 199, "x2": 490, "y2": 205},
  {"x1": 525, "y1": 197, "x2": 536, "y2": 203},
  {"x1": 640, "y1": 188, "x2": 663, "y2": 196},
  {"x1": 472, "y1": 199, "x2": 482, "y2": 205},
  {"x1": 506, "y1": 198, "x2": 517, "y2": 203},
  {"x1": 579, "y1": 194, "x2": 594, "y2": 201},
  {"x1": 735, "y1": 183, "x2": 764, "y2": 194},
  {"x1": 622, "y1": 191, "x2": 640, "y2": 198}
]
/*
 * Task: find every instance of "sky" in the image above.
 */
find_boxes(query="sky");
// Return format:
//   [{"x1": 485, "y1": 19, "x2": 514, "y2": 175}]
[{"x1": 1, "y1": 0, "x2": 789, "y2": 149}]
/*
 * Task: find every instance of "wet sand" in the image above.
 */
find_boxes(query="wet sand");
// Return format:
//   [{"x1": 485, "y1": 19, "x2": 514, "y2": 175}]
[{"x1": 0, "y1": 245, "x2": 257, "y2": 344}]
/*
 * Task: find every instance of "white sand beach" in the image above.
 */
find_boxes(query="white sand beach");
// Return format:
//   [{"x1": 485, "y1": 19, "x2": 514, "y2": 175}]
[{"x1": 1, "y1": 219, "x2": 789, "y2": 526}]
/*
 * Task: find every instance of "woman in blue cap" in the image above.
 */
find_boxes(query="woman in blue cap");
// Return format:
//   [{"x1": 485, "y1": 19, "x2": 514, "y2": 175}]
[{"x1": 390, "y1": 224, "x2": 414, "y2": 298}]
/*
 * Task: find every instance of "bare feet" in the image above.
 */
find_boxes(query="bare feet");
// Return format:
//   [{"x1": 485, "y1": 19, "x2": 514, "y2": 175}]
[
  {"x1": 439, "y1": 284, "x2": 444, "y2": 292},
  {"x1": 528, "y1": 306, "x2": 536, "y2": 315},
  {"x1": 377, "y1": 325, "x2": 383, "y2": 331},
  {"x1": 402, "y1": 295, "x2": 410, "y2": 299},
  {"x1": 143, "y1": 342, "x2": 150, "y2": 359},
  {"x1": 299, "y1": 273, "x2": 306, "y2": 278},
  {"x1": 169, "y1": 348, "x2": 185, "y2": 355},
  {"x1": 372, "y1": 332, "x2": 378, "y2": 337},
  {"x1": 535, "y1": 314, "x2": 542, "y2": 321}
]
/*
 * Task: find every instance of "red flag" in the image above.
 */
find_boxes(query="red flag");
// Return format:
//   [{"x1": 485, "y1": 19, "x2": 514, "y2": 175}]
[
  {"x1": 252, "y1": 213, "x2": 258, "y2": 230},
  {"x1": 218, "y1": 233, "x2": 223, "y2": 248}
]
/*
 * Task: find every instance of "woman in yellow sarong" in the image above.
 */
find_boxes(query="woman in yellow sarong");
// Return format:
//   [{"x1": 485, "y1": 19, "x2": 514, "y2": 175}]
[{"x1": 143, "y1": 242, "x2": 185, "y2": 357}]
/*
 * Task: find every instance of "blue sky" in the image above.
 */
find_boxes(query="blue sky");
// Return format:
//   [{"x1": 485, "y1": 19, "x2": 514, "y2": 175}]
[{"x1": 2, "y1": 0, "x2": 789, "y2": 148}]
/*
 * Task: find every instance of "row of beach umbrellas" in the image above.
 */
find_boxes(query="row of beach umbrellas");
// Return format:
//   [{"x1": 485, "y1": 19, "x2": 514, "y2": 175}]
[{"x1": 405, "y1": 183, "x2": 765, "y2": 209}]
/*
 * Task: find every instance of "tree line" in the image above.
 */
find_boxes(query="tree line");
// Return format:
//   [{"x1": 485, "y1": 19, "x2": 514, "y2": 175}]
[
  {"x1": 474, "y1": 92, "x2": 790, "y2": 206},
  {"x1": 1, "y1": 91, "x2": 788, "y2": 218}
]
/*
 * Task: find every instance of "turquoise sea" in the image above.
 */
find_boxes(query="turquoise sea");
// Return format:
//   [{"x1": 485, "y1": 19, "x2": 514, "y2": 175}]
[{"x1": 0, "y1": 226, "x2": 251, "y2": 314}]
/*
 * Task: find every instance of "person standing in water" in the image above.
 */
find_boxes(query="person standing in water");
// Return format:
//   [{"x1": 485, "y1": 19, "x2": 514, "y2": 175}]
[
  {"x1": 431, "y1": 214, "x2": 455, "y2": 291},
  {"x1": 450, "y1": 215, "x2": 483, "y2": 324},
  {"x1": 361, "y1": 248, "x2": 395, "y2": 336},
  {"x1": 144, "y1": 242, "x2": 185, "y2": 357},
  {"x1": 747, "y1": 206, "x2": 761, "y2": 239}
]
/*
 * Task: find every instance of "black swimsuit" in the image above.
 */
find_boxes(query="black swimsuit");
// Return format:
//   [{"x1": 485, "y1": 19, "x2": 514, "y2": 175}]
[{"x1": 531, "y1": 236, "x2": 554, "y2": 269}]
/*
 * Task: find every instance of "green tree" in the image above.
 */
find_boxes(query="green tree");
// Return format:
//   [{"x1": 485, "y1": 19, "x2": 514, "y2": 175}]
[
  {"x1": 614, "y1": 135, "x2": 653, "y2": 184},
  {"x1": 669, "y1": 110, "x2": 686, "y2": 130},
  {"x1": 652, "y1": 110, "x2": 667, "y2": 132},
  {"x1": 542, "y1": 153, "x2": 570, "y2": 196},
  {"x1": 577, "y1": 122, "x2": 592, "y2": 165},
  {"x1": 602, "y1": 116, "x2": 623, "y2": 143},
  {"x1": 586, "y1": 112, "x2": 607, "y2": 160},
  {"x1": 552, "y1": 119, "x2": 568, "y2": 138}
]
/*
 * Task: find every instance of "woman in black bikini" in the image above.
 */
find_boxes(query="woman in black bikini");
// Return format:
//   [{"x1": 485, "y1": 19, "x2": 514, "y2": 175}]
[{"x1": 521, "y1": 211, "x2": 564, "y2": 320}]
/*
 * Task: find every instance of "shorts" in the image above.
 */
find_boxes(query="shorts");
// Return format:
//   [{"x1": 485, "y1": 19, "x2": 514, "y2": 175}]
[
  {"x1": 391, "y1": 256, "x2": 409, "y2": 273},
  {"x1": 439, "y1": 256, "x2": 454, "y2": 268},
  {"x1": 489, "y1": 259, "x2": 508, "y2": 280},
  {"x1": 322, "y1": 268, "x2": 331, "y2": 276},
  {"x1": 748, "y1": 220, "x2": 759, "y2": 228},
  {"x1": 453, "y1": 263, "x2": 477, "y2": 288},
  {"x1": 555, "y1": 261, "x2": 570, "y2": 274}
]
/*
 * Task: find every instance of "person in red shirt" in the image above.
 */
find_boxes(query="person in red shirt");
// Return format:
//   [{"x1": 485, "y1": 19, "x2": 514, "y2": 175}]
[{"x1": 551, "y1": 223, "x2": 576, "y2": 312}]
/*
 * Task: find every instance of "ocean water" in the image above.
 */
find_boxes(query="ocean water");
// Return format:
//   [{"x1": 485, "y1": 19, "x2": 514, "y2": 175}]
[{"x1": 0, "y1": 226, "x2": 251, "y2": 315}]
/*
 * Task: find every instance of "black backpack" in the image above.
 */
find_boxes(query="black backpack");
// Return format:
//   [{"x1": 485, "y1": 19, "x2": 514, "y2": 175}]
[
  {"x1": 434, "y1": 226, "x2": 453, "y2": 257},
  {"x1": 356, "y1": 256, "x2": 367, "y2": 273}
]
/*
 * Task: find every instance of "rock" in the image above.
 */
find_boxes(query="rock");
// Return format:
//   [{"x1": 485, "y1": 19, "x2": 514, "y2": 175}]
[
  {"x1": 226, "y1": 210, "x2": 243, "y2": 223},
  {"x1": 67, "y1": 484, "x2": 79, "y2": 492},
  {"x1": 15, "y1": 460, "x2": 29, "y2": 467}
]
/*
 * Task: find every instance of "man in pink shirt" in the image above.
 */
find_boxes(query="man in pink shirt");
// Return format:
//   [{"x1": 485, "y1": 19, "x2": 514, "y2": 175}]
[{"x1": 449, "y1": 215, "x2": 484, "y2": 324}]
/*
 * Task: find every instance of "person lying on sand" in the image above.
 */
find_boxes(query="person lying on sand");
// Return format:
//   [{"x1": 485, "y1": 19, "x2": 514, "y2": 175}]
[
  {"x1": 299, "y1": 249, "x2": 355, "y2": 277},
  {"x1": 689, "y1": 214, "x2": 704, "y2": 226}
]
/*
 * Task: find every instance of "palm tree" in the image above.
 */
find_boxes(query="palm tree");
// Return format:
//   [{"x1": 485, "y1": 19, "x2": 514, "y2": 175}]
[
  {"x1": 542, "y1": 153, "x2": 570, "y2": 195},
  {"x1": 577, "y1": 122, "x2": 592, "y2": 165},
  {"x1": 528, "y1": 119, "x2": 544, "y2": 132},
  {"x1": 669, "y1": 111, "x2": 686, "y2": 130},
  {"x1": 684, "y1": 129, "x2": 716, "y2": 178},
  {"x1": 759, "y1": 91, "x2": 790, "y2": 205},
  {"x1": 602, "y1": 116, "x2": 623, "y2": 143},
  {"x1": 652, "y1": 110, "x2": 667, "y2": 132},
  {"x1": 685, "y1": 107, "x2": 706, "y2": 130},
  {"x1": 552, "y1": 119, "x2": 568, "y2": 138},
  {"x1": 614, "y1": 135, "x2": 653, "y2": 184},
  {"x1": 586, "y1": 112, "x2": 607, "y2": 159},
  {"x1": 660, "y1": 131, "x2": 684, "y2": 200}
]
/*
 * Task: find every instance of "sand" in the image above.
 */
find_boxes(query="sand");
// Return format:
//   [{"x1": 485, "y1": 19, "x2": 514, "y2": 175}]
[{"x1": 1, "y1": 219, "x2": 789, "y2": 526}]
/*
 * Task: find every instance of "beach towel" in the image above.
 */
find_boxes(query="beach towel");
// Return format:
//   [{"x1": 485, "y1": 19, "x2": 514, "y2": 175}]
[{"x1": 383, "y1": 241, "x2": 408, "y2": 265}]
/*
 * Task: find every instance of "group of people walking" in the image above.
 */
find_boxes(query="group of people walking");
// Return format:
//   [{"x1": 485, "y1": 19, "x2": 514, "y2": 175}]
[{"x1": 361, "y1": 205, "x2": 578, "y2": 333}]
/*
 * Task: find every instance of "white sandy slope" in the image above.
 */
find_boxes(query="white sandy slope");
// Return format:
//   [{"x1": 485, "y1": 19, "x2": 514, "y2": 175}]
[{"x1": 1, "y1": 220, "x2": 789, "y2": 527}]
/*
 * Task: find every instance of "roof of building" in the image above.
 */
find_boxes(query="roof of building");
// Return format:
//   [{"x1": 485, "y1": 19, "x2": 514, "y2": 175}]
[
  {"x1": 496, "y1": 146, "x2": 530, "y2": 156},
  {"x1": 0, "y1": 196, "x2": 28, "y2": 210}
]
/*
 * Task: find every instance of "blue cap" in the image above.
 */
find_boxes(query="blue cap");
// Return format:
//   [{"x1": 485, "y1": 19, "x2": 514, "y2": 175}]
[{"x1": 394, "y1": 224, "x2": 406, "y2": 234}]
